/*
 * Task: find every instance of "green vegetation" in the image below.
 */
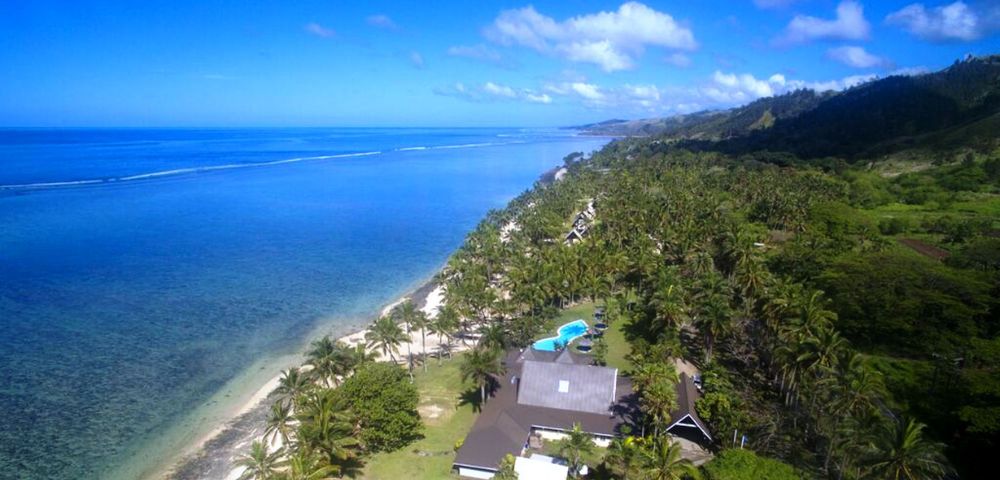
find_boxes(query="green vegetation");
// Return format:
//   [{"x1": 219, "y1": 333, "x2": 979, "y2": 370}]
[
  {"x1": 434, "y1": 129, "x2": 998, "y2": 478},
  {"x1": 339, "y1": 363, "x2": 422, "y2": 453},
  {"x1": 242, "y1": 55, "x2": 1000, "y2": 479},
  {"x1": 702, "y1": 449, "x2": 800, "y2": 480},
  {"x1": 362, "y1": 353, "x2": 477, "y2": 480}
]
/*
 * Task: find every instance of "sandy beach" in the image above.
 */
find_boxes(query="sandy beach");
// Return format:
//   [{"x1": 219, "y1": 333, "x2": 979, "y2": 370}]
[{"x1": 161, "y1": 276, "x2": 464, "y2": 480}]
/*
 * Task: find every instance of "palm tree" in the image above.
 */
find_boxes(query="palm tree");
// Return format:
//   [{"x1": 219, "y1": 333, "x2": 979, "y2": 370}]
[
  {"x1": 862, "y1": 418, "x2": 949, "y2": 480},
  {"x1": 694, "y1": 294, "x2": 733, "y2": 363},
  {"x1": 264, "y1": 401, "x2": 295, "y2": 447},
  {"x1": 495, "y1": 453, "x2": 519, "y2": 480},
  {"x1": 295, "y1": 390, "x2": 360, "y2": 471},
  {"x1": 345, "y1": 342, "x2": 377, "y2": 371},
  {"x1": 479, "y1": 323, "x2": 508, "y2": 353},
  {"x1": 304, "y1": 336, "x2": 345, "y2": 388},
  {"x1": 558, "y1": 423, "x2": 594, "y2": 479},
  {"x1": 429, "y1": 306, "x2": 459, "y2": 364},
  {"x1": 409, "y1": 309, "x2": 431, "y2": 372},
  {"x1": 605, "y1": 436, "x2": 643, "y2": 480},
  {"x1": 639, "y1": 437, "x2": 701, "y2": 480},
  {"x1": 460, "y1": 347, "x2": 505, "y2": 404},
  {"x1": 280, "y1": 449, "x2": 337, "y2": 480},
  {"x1": 365, "y1": 315, "x2": 406, "y2": 363},
  {"x1": 235, "y1": 440, "x2": 283, "y2": 480},
  {"x1": 275, "y1": 367, "x2": 312, "y2": 407},
  {"x1": 395, "y1": 300, "x2": 421, "y2": 373}
]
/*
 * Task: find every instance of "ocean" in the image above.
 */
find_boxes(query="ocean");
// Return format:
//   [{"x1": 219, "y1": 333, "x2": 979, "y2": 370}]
[{"x1": 0, "y1": 128, "x2": 608, "y2": 479}]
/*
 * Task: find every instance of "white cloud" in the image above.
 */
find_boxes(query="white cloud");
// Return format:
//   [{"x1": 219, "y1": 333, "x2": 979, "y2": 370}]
[
  {"x1": 525, "y1": 93, "x2": 553, "y2": 104},
  {"x1": 570, "y1": 82, "x2": 605, "y2": 100},
  {"x1": 483, "y1": 81, "x2": 517, "y2": 98},
  {"x1": 485, "y1": 2, "x2": 696, "y2": 72},
  {"x1": 304, "y1": 22, "x2": 335, "y2": 38},
  {"x1": 436, "y1": 82, "x2": 553, "y2": 104},
  {"x1": 827, "y1": 46, "x2": 890, "y2": 68},
  {"x1": 777, "y1": 1, "x2": 871, "y2": 44},
  {"x1": 367, "y1": 14, "x2": 397, "y2": 30},
  {"x1": 665, "y1": 52, "x2": 692, "y2": 67},
  {"x1": 886, "y1": 1, "x2": 984, "y2": 41},
  {"x1": 410, "y1": 51, "x2": 425, "y2": 69}
]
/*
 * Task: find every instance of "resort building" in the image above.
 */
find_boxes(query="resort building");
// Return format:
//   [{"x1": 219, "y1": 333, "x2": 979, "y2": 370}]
[
  {"x1": 453, "y1": 348, "x2": 632, "y2": 479},
  {"x1": 453, "y1": 347, "x2": 716, "y2": 478}
]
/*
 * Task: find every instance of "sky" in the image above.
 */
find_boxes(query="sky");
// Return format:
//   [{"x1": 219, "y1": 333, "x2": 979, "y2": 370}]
[{"x1": 0, "y1": 0, "x2": 998, "y2": 127}]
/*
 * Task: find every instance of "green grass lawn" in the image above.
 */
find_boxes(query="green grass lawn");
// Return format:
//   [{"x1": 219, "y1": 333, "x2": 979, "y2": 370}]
[
  {"x1": 601, "y1": 316, "x2": 631, "y2": 371},
  {"x1": 539, "y1": 301, "x2": 632, "y2": 371},
  {"x1": 361, "y1": 355, "x2": 474, "y2": 479}
]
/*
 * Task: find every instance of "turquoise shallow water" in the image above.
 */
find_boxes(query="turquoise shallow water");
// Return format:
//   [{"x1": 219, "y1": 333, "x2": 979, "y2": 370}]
[{"x1": 0, "y1": 128, "x2": 608, "y2": 479}]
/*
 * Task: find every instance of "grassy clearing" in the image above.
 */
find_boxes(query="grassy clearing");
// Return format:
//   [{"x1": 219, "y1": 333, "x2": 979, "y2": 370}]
[
  {"x1": 540, "y1": 301, "x2": 632, "y2": 371},
  {"x1": 602, "y1": 317, "x2": 631, "y2": 371},
  {"x1": 361, "y1": 354, "x2": 474, "y2": 479}
]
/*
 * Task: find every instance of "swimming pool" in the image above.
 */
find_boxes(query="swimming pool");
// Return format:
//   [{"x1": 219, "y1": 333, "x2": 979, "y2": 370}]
[{"x1": 533, "y1": 319, "x2": 589, "y2": 351}]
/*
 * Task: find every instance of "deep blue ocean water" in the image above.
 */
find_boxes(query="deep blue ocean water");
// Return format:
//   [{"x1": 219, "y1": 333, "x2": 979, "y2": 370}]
[{"x1": 0, "y1": 128, "x2": 608, "y2": 479}]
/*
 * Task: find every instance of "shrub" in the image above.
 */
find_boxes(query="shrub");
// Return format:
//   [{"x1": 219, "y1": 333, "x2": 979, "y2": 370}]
[
  {"x1": 703, "y1": 449, "x2": 801, "y2": 480},
  {"x1": 339, "y1": 362, "x2": 422, "y2": 453}
]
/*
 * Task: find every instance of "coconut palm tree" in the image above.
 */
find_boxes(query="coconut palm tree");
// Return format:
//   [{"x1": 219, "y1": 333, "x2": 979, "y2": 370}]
[
  {"x1": 304, "y1": 336, "x2": 344, "y2": 388},
  {"x1": 275, "y1": 367, "x2": 312, "y2": 407},
  {"x1": 862, "y1": 418, "x2": 949, "y2": 480},
  {"x1": 365, "y1": 315, "x2": 405, "y2": 363},
  {"x1": 295, "y1": 390, "x2": 360, "y2": 471},
  {"x1": 345, "y1": 342, "x2": 377, "y2": 371},
  {"x1": 264, "y1": 401, "x2": 295, "y2": 447},
  {"x1": 479, "y1": 323, "x2": 508, "y2": 353},
  {"x1": 235, "y1": 440, "x2": 283, "y2": 480},
  {"x1": 605, "y1": 435, "x2": 643, "y2": 480},
  {"x1": 460, "y1": 347, "x2": 505, "y2": 404},
  {"x1": 395, "y1": 300, "x2": 421, "y2": 373},
  {"x1": 409, "y1": 309, "x2": 431, "y2": 372},
  {"x1": 558, "y1": 423, "x2": 594, "y2": 479},
  {"x1": 694, "y1": 293, "x2": 733, "y2": 363},
  {"x1": 280, "y1": 449, "x2": 337, "y2": 480},
  {"x1": 429, "y1": 306, "x2": 459, "y2": 364},
  {"x1": 639, "y1": 437, "x2": 701, "y2": 480}
]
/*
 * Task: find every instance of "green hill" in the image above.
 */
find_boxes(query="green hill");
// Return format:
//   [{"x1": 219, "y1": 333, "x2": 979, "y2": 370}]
[{"x1": 581, "y1": 54, "x2": 1000, "y2": 161}]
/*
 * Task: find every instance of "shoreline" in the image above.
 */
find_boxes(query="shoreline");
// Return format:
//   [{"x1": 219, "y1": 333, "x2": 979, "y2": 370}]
[{"x1": 156, "y1": 271, "x2": 447, "y2": 480}]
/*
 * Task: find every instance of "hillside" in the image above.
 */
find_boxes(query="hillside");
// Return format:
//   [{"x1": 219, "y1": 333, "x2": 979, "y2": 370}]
[{"x1": 582, "y1": 54, "x2": 1000, "y2": 160}]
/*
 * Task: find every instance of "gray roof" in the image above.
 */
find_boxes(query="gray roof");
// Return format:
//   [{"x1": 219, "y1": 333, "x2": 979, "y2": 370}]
[
  {"x1": 517, "y1": 347, "x2": 589, "y2": 365},
  {"x1": 517, "y1": 360, "x2": 618, "y2": 415},
  {"x1": 454, "y1": 350, "x2": 633, "y2": 471},
  {"x1": 666, "y1": 372, "x2": 712, "y2": 441}
]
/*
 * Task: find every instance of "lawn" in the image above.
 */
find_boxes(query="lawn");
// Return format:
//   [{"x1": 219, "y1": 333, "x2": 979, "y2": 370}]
[
  {"x1": 361, "y1": 354, "x2": 474, "y2": 479},
  {"x1": 539, "y1": 301, "x2": 632, "y2": 371}
]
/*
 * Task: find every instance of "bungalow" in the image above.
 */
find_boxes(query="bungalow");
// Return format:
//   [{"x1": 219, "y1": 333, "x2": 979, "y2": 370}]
[
  {"x1": 665, "y1": 372, "x2": 713, "y2": 443},
  {"x1": 453, "y1": 348, "x2": 633, "y2": 479}
]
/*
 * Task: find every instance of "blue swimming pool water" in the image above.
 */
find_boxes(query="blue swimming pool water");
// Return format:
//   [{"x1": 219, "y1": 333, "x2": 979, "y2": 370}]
[{"x1": 533, "y1": 319, "x2": 588, "y2": 351}]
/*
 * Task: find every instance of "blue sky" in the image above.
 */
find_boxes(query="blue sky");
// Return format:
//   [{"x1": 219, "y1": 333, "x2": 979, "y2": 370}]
[{"x1": 1, "y1": 0, "x2": 998, "y2": 127}]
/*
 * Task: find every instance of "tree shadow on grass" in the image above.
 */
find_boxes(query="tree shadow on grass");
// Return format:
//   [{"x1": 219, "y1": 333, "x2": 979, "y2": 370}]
[
  {"x1": 458, "y1": 388, "x2": 483, "y2": 413},
  {"x1": 457, "y1": 378, "x2": 499, "y2": 413}
]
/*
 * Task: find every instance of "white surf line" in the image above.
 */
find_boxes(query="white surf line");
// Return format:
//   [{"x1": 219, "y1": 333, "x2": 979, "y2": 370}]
[
  {"x1": 0, "y1": 151, "x2": 383, "y2": 191},
  {"x1": 432, "y1": 142, "x2": 497, "y2": 149}
]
